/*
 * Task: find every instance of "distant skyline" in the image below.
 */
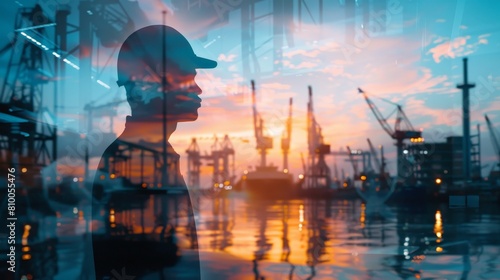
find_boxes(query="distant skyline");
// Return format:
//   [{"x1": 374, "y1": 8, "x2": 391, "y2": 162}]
[{"x1": 1, "y1": 0, "x2": 499, "y2": 187}]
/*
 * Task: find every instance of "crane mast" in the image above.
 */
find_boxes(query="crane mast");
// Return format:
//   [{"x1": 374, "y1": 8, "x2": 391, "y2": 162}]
[
  {"x1": 281, "y1": 98, "x2": 293, "y2": 170},
  {"x1": 251, "y1": 80, "x2": 273, "y2": 168},
  {"x1": 307, "y1": 86, "x2": 331, "y2": 188}
]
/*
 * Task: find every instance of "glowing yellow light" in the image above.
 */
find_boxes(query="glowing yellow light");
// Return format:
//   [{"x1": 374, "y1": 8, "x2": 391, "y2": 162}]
[
  {"x1": 243, "y1": 170, "x2": 248, "y2": 175},
  {"x1": 224, "y1": 180, "x2": 230, "y2": 186},
  {"x1": 242, "y1": 175, "x2": 247, "y2": 180},
  {"x1": 109, "y1": 214, "x2": 115, "y2": 223},
  {"x1": 22, "y1": 224, "x2": 30, "y2": 245},
  {"x1": 360, "y1": 175, "x2": 367, "y2": 181},
  {"x1": 110, "y1": 174, "x2": 116, "y2": 179},
  {"x1": 110, "y1": 209, "x2": 115, "y2": 215},
  {"x1": 22, "y1": 254, "x2": 31, "y2": 260},
  {"x1": 436, "y1": 247, "x2": 443, "y2": 252},
  {"x1": 22, "y1": 246, "x2": 30, "y2": 252},
  {"x1": 283, "y1": 169, "x2": 289, "y2": 174},
  {"x1": 434, "y1": 210, "x2": 443, "y2": 239},
  {"x1": 298, "y1": 174, "x2": 304, "y2": 179},
  {"x1": 343, "y1": 182, "x2": 348, "y2": 187},
  {"x1": 21, "y1": 167, "x2": 27, "y2": 173},
  {"x1": 214, "y1": 183, "x2": 219, "y2": 188},
  {"x1": 435, "y1": 178, "x2": 442, "y2": 184}
]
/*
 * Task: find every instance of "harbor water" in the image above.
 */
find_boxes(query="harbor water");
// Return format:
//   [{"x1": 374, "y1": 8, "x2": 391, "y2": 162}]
[{"x1": 4, "y1": 189, "x2": 500, "y2": 280}]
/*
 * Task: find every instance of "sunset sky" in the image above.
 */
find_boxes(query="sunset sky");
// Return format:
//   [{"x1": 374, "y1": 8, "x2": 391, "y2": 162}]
[{"x1": 1, "y1": 0, "x2": 499, "y2": 187}]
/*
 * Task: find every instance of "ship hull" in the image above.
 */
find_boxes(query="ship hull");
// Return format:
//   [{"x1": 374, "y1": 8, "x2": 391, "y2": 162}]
[{"x1": 244, "y1": 178, "x2": 295, "y2": 200}]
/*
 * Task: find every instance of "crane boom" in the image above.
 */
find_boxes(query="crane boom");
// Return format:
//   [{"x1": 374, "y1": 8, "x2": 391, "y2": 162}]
[
  {"x1": 358, "y1": 87, "x2": 421, "y2": 179},
  {"x1": 358, "y1": 88, "x2": 394, "y2": 136}
]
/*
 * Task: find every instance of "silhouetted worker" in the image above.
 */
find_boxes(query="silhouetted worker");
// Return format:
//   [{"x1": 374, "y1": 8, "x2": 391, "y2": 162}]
[{"x1": 87, "y1": 25, "x2": 216, "y2": 279}]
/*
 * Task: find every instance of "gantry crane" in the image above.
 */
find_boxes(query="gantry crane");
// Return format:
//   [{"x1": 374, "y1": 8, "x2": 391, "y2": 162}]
[
  {"x1": 251, "y1": 80, "x2": 273, "y2": 168},
  {"x1": 281, "y1": 98, "x2": 293, "y2": 171},
  {"x1": 358, "y1": 88, "x2": 421, "y2": 180},
  {"x1": 307, "y1": 86, "x2": 331, "y2": 188},
  {"x1": 186, "y1": 135, "x2": 235, "y2": 189}
]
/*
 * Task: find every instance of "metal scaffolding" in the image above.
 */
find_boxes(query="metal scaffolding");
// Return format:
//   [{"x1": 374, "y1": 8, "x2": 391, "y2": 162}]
[{"x1": 0, "y1": 5, "x2": 61, "y2": 184}]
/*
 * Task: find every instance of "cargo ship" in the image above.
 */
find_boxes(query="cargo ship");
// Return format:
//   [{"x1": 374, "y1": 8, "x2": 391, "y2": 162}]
[{"x1": 241, "y1": 165, "x2": 295, "y2": 199}]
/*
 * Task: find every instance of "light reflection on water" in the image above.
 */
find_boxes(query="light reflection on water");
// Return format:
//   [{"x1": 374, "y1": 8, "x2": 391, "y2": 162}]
[
  {"x1": 8, "y1": 192, "x2": 500, "y2": 279},
  {"x1": 195, "y1": 194, "x2": 500, "y2": 279}
]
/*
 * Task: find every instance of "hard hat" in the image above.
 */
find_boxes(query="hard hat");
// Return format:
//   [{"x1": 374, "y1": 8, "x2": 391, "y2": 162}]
[{"x1": 116, "y1": 25, "x2": 217, "y2": 87}]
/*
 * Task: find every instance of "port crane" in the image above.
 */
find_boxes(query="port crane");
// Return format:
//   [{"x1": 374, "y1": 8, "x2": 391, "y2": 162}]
[
  {"x1": 251, "y1": 80, "x2": 273, "y2": 168},
  {"x1": 185, "y1": 135, "x2": 235, "y2": 189},
  {"x1": 307, "y1": 86, "x2": 331, "y2": 188},
  {"x1": 281, "y1": 98, "x2": 293, "y2": 171},
  {"x1": 358, "y1": 88, "x2": 421, "y2": 179}
]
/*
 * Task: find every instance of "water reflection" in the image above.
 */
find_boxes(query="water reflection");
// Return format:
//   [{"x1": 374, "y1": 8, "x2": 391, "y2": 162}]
[
  {"x1": 196, "y1": 195, "x2": 500, "y2": 279},
  {"x1": 7, "y1": 193, "x2": 500, "y2": 279}
]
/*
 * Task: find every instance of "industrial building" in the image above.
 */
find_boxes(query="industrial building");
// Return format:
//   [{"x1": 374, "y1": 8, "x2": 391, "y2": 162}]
[{"x1": 408, "y1": 135, "x2": 481, "y2": 188}]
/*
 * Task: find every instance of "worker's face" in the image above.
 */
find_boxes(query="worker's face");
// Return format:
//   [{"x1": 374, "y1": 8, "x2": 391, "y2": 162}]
[
  {"x1": 165, "y1": 67, "x2": 202, "y2": 122},
  {"x1": 127, "y1": 66, "x2": 202, "y2": 122}
]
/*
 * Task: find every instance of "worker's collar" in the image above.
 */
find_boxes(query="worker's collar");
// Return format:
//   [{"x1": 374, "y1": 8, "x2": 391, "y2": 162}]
[{"x1": 120, "y1": 115, "x2": 179, "y2": 157}]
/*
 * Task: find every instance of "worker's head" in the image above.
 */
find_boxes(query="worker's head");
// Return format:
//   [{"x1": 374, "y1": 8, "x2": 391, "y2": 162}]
[{"x1": 117, "y1": 25, "x2": 217, "y2": 122}]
